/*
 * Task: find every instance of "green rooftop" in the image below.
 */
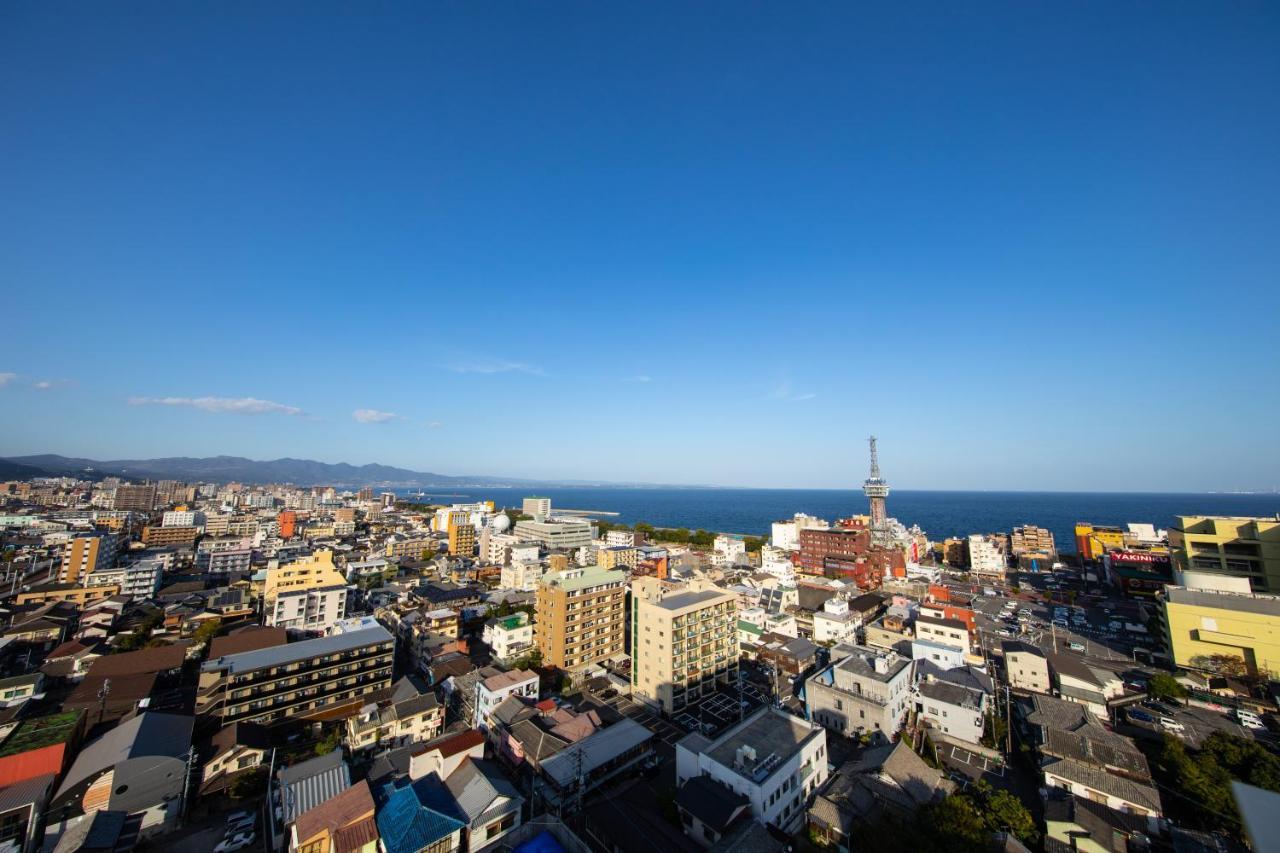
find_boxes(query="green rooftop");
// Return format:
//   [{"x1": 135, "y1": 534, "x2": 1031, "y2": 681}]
[
  {"x1": 0, "y1": 710, "x2": 82, "y2": 757},
  {"x1": 543, "y1": 565, "x2": 627, "y2": 592}
]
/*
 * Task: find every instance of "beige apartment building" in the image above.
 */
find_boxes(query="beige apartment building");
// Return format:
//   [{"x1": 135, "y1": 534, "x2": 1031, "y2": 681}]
[
  {"x1": 630, "y1": 577, "x2": 737, "y2": 714},
  {"x1": 598, "y1": 546, "x2": 638, "y2": 571},
  {"x1": 535, "y1": 564, "x2": 626, "y2": 671}
]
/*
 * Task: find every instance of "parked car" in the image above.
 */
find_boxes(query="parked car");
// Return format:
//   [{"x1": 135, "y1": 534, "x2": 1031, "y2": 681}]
[
  {"x1": 1068, "y1": 642, "x2": 1086, "y2": 652},
  {"x1": 1127, "y1": 708, "x2": 1156, "y2": 723},
  {"x1": 1159, "y1": 717, "x2": 1185, "y2": 733},
  {"x1": 1236, "y1": 709, "x2": 1266, "y2": 730},
  {"x1": 215, "y1": 834, "x2": 255, "y2": 853}
]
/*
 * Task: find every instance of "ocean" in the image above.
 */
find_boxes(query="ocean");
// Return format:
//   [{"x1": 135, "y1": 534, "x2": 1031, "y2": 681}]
[{"x1": 395, "y1": 487, "x2": 1280, "y2": 555}]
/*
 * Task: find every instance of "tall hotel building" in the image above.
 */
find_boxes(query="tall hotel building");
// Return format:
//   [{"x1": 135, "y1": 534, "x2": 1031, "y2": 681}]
[
  {"x1": 631, "y1": 577, "x2": 737, "y2": 715},
  {"x1": 535, "y1": 564, "x2": 626, "y2": 671}
]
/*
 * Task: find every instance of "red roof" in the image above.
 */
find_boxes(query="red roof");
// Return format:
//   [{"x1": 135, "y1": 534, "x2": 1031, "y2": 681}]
[{"x1": 416, "y1": 729, "x2": 484, "y2": 759}]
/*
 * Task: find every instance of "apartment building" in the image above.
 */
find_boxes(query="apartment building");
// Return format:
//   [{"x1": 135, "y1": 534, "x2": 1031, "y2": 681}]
[
  {"x1": 535, "y1": 564, "x2": 626, "y2": 671},
  {"x1": 196, "y1": 537, "x2": 253, "y2": 575},
  {"x1": 1170, "y1": 515, "x2": 1280, "y2": 593},
  {"x1": 1011, "y1": 524, "x2": 1056, "y2": 559},
  {"x1": 631, "y1": 577, "x2": 738, "y2": 715},
  {"x1": 499, "y1": 561, "x2": 542, "y2": 592},
  {"x1": 111, "y1": 484, "x2": 157, "y2": 512},
  {"x1": 263, "y1": 550, "x2": 350, "y2": 633},
  {"x1": 967, "y1": 534, "x2": 1007, "y2": 579},
  {"x1": 676, "y1": 706, "x2": 828, "y2": 834},
  {"x1": 483, "y1": 613, "x2": 535, "y2": 664},
  {"x1": 161, "y1": 510, "x2": 204, "y2": 529},
  {"x1": 85, "y1": 558, "x2": 163, "y2": 598},
  {"x1": 806, "y1": 645, "x2": 914, "y2": 744},
  {"x1": 386, "y1": 537, "x2": 436, "y2": 560},
  {"x1": 59, "y1": 534, "x2": 119, "y2": 584},
  {"x1": 598, "y1": 546, "x2": 638, "y2": 571},
  {"x1": 514, "y1": 519, "x2": 593, "y2": 551},
  {"x1": 712, "y1": 535, "x2": 747, "y2": 568},
  {"x1": 448, "y1": 521, "x2": 476, "y2": 557},
  {"x1": 141, "y1": 525, "x2": 199, "y2": 547},
  {"x1": 197, "y1": 623, "x2": 395, "y2": 725},
  {"x1": 812, "y1": 598, "x2": 859, "y2": 646}
]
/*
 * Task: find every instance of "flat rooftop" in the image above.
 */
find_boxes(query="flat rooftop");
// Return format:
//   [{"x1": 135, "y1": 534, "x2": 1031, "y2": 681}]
[
  {"x1": 657, "y1": 589, "x2": 730, "y2": 611},
  {"x1": 0, "y1": 711, "x2": 81, "y2": 756},
  {"x1": 1165, "y1": 586, "x2": 1280, "y2": 617},
  {"x1": 202, "y1": 625, "x2": 393, "y2": 674},
  {"x1": 704, "y1": 707, "x2": 819, "y2": 782}
]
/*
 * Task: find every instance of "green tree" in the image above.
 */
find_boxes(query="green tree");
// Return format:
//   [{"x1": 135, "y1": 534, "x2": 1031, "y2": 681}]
[
  {"x1": 229, "y1": 767, "x2": 268, "y2": 800},
  {"x1": 192, "y1": 617, "x2": 222, "y2": 650},
  {"x1": 315, "y1": 730, "x2": 343, "y2": 757},
  {"x1": 1148, "y1": 672, "x2": 1188, "y2": 701},
  {"x1": 921, "y1": 794, "x2": 987, "y2": 852}
]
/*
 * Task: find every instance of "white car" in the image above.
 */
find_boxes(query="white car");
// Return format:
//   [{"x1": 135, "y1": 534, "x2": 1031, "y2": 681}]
[
  {"x1": 215, "y1": 834, "x2": 255, "y2": 853},
  {"x1": 1159, "y1": 717, "x2": 1185, "y2": 733},
  {"x1": 1237, "y1": 710, "x2": 1266, "y2": 730}
]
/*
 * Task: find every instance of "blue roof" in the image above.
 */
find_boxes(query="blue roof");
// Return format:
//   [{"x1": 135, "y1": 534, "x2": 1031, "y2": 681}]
[{"x1": 377, "y1": 781, "x2": 465, "y2": 853}]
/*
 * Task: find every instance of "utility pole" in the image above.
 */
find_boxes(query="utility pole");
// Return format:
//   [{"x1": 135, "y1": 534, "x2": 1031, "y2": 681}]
[
  {"x1": 1004, "y1": 686, "x2": 1012, "y2": 754},
  {"x1": 97, "y1": 678, "x2": 111, "y2": 724}
]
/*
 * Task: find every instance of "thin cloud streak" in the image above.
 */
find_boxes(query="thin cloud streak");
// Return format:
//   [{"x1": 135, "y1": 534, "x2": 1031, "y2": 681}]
[
  {"x1": 448, "y1": 360, "x2": 545, "y2": 376},
  {"x1": 768, "y1": 382, "x2": 817, "y2": 402},
  {"x1": 129, "y1": 395, "x2": 307, "y2": 416},
  {"x1": 352, "y1": 408, "x2": 400, "y2": 423},
  {"x1": 0, "y1": 373, "x2": 15, "y2": 387},
  {"x1": 624, "y1": 375, "x2": 652, "y2": 383}
]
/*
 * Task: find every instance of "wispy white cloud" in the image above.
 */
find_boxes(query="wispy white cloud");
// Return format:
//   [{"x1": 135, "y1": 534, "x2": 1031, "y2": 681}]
[
  {"x1": 425, "y1": 421, "x2": 442, "y2": 429},
  {"x1": 129, "y1": 395, "x2": 306, "y2": 416},
  {"x1": 768, "y1": 382, "x2": 817, "y2": 403},
  {"x1": 624, "y1": 375, "x2": 652, "y2": 383},
  {"x1": 33, "y1": 381, "x2": 53, "y2": 390},
  {"x1": 0, "y1": 373, "x2": 16, "y2": 387},
  {"x1": 449, "y1": 360, "x2": 545, "y2": 377},
  {"x1": 352, "y1": 408, "x2": 401, "y2": 424}
]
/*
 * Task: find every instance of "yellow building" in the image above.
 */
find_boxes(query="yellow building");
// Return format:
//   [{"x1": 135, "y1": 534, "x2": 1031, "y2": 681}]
[
  {"x1": 1075, "y1": 523, "x2": 1125, "y2": 561},
  {"x1": 262, "y1": 550, "x2": 348, "y2": 611},
  {"x1": 1170, "y1": 515, "x2": 1280, "y2": 594},
  {"x1": 598, "y1": 546, "x2": 638, "y2": 572},
  {"x1": 448, "y1": 521, "x2": 476, "y2": 556},
  {"x1": 1161, "y1": 585, "x2": 1280, "y2": 677}
]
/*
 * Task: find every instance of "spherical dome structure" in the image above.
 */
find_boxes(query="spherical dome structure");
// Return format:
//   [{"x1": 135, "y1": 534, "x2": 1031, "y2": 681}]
[{"x1": 490, "y1": 514, "x2": 511, "y2": 533}]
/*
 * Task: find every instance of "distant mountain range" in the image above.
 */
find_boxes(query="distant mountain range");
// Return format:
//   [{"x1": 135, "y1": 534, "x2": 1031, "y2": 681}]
[
  {"x1": 0, "y1": 454, "x2": 564, "y2": 488},
  {"x1": 0, "y1": 453, "x2": 692, "y2": 489}
]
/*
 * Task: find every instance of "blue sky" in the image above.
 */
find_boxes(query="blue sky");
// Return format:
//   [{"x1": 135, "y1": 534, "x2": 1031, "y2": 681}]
[{"x1": 2, "y1": 3, "x2": 1278, "y2": 491}]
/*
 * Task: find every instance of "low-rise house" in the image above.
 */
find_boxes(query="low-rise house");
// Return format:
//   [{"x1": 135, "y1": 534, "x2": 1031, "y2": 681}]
[
  {"x1": 277, "y1": 750, "x2": 351, "y2": 837},
  {"x1": 807, "y1": 741, "x2": 954, "y2": 847},
  {"x1": 1042, "y1": 758, "x2": 1162, "y2": 830},
  {"x1": 0, "y1": 772, "x2": 55, "y2": 853},
  {"x1": 914, "y1": 679, "x2": 987, "y2": 746},
  {"x1": 425, "y1": 758, "x2": 524, "y2": 850},
  {"x1": 473, "y1": 669, "x2": 540, "y2": 730},
  {"x1": 290, "y1": 779, "x2": 379, "y2": 853},
  {"x1": 756, "y1": 634, "x2": 818, "y2": 680},
  {"x1": 45, "y1": 713, "x2": 194, "y2": 847},
  {"x1": 0, "y1": 711, "x2": 84, "y2": 789},
  {"x1": 812, "y1": 599, "x2": 859, "y2": 646},
  {"x1": 346, "y1": 678, "x2": 443, "y2": 752},
  {"x1": 914, "y1": 615, "x2": 970, "y2": 654},
  {"x1": 675, "y1": 775, "x2": 751, "y2": 848},
  {"x1": 1050, "y1": 654, "x2": 1124, "y2": 718},
  {"x1": 407, "y1": 730, "x2": 487, "y2": 782},
  {"x1": 0, "y1": 675, "x2": 43, "y2": 709},
  {"x1": 199, "y1": 722, "x2": 271, "y2": 795},
  {"x1": 676, "y1": 706, "x2": 827, "y2": 834},
  {"x1": 539, "y1": 718, "x2": 653, "y2": 810},
  {"x1": 375, "y1": 780, "x2": 466, "y2": 853},
  {"x1": 806, "y1": 645, "x2": 913, "y2": 744},
  {"x1": 1043, "y1": 792, "x2": 1150, "y2": 853},
  {"x1": 40, "y1": 640, "x2": 102, "y2": 681},
  {"x1": 1002, "y1": 641, "x2": 1051, "y2": 694}
]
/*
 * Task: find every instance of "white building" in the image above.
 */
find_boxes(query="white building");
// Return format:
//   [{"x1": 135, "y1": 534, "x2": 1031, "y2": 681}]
[
  {"x1": 676, "y1": 706, "x2": 828, "y2": 834},
  {"x1": 914, "y1": 679, "x2": 987, "y2": 746},
  {"x1": 514, "y1": 518, "x2": 593, "y2": 551},
  {"x1": 712, "y1": 535, "x2": 747, "y2": 568},
  {"x1": 522, "y1": 497, "x2": 551, "y2": 520},
  {"x1": 812, "y1": 598, "x2": 859, "y2": 646},
  {"x1": 968, "y1": 534, "x2": 1007, "y2": 579},
  {"x1": 162, "y1": 510, "x2": 205, "y2": 529},
  {"x1": 605, "y1": 530, "x2": 638, "y2": 548},
  {"x1": 483, "y1": 613, "x2": 535, "y2": 664},
  {"x1": 770, "y1": 513, "x2": 829, "y2": 552},
  {"x1": 499, "y1": 561, "x2": 542, "y2": 592},
  {"x1": 473, "y1": 669, "x2": 539, "y2": 729},
  {"x1": 806, "y1": 645, "x2": 914, "y2": 744},
  {"x1": 266, "y1": 582, "x2": 349, "y2": 633}
]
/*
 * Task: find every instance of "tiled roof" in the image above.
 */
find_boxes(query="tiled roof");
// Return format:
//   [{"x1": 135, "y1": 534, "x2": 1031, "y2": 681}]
[
  {"x1": 1042, "y1": 758, "x2": 1161, "y2": 813},
  {"x1": 85, "y1": 642, "x2": 190, "y2": 677}
]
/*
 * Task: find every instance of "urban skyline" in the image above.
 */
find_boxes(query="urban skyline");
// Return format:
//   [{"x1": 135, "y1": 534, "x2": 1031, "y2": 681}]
[{"x1": 3, "y1": 4, "x2": 1279, "y2": 492}]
